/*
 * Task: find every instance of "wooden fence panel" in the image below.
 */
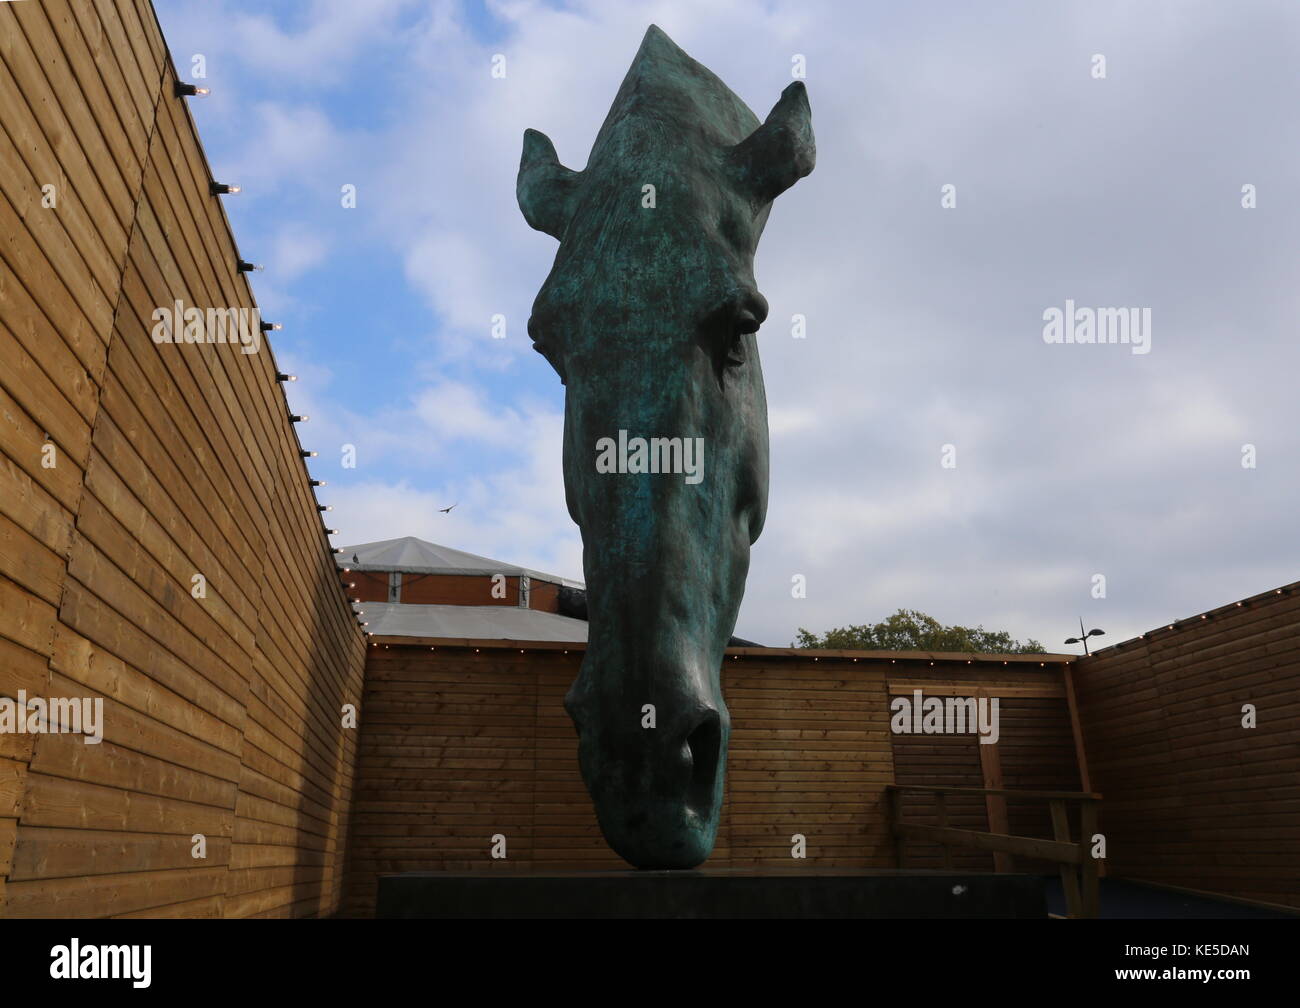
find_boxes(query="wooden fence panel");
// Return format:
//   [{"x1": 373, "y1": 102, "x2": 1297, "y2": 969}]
[
  {"x1": 341, "y1": 645, "x2": 1074, "y2": 916},
  {"x1": 0, "y1": 0, "x2": 365, "y2": 918},
  {"x1": 1075, "y1": 587, "x2": 1300, "y2": 909}
]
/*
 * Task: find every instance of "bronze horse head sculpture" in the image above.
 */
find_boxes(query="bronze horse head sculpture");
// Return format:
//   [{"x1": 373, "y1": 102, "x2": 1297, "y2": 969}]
[{"x1": 518, "y1": 25, "x2": 815, "y2": 868}]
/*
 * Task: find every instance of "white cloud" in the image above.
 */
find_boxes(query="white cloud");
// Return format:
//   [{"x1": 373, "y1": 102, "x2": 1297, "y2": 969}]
[
  {"x1": 412, "y1": 380, "x2": 533, "y2": 447},
  {"x1": 225, "y1": 102, "x2": 346, "y2": 195},
  {"x1": 269, "y1": 223, "x2": 331, "y2": 280},
  {"x1": 224, "y1": 0, "x2": 427, "y2": 85},
  {"x1": 404, "y1": 233, "x2": 502, "y2": 336}
]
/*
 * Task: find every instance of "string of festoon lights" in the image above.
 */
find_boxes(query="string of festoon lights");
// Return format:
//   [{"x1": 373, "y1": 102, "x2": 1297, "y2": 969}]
[{"x1": 179, "y1": 75, "x2": 371, "y2": 639}]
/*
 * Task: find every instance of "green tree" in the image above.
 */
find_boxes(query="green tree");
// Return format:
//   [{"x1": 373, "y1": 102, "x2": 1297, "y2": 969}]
[{"x1": 794, "y1": 608, "x2": 1044, "y2": 654}]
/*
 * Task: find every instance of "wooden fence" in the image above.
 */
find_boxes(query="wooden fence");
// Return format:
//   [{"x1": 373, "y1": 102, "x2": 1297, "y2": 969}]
[
  {"x1": 888, "y1": 784, "x2": 1101, "y2": 917},
  {"x1": 1073, "y1": 584, "x2": 1300, "y2": 911},
  {"x1": 0, "y1": 0, "x2": 366, "y2": 917},
  {"x1": 340, "y1": 640, "x2": 1079, "y2": 916}
]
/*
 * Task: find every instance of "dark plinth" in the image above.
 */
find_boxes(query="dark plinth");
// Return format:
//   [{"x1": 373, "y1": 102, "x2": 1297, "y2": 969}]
[{"x1": 376, "y1": 869, "x2": 1046, "y2": 919}]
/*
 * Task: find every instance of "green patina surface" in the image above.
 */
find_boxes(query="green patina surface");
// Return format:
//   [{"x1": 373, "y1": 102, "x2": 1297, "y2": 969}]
[{"x1": 518, "y1": 25, "x2": 814, "y2": 868}]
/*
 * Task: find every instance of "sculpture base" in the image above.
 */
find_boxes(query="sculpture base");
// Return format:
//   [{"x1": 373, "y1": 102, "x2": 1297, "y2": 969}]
[{"x1": 376, "y1": 868, "x2": 1045, "y2": 918}]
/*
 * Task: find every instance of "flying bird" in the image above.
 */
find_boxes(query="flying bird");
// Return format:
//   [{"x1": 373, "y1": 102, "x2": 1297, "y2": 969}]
[{"x1": 439, "y1": 503, "x2": 458, "y2": 514}]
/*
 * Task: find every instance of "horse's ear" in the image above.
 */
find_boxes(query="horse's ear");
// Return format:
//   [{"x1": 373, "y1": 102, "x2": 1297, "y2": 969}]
[
  {"x1": 727, "y1": 81, "x2": 815, "y2": 205},
  {"x1": 517, "y1": 129, "x2": 583, "y2": 240}
]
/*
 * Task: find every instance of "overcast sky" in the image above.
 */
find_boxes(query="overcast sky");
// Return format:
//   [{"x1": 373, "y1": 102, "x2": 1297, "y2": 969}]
[{"x1": 153, "y1": 0, "x2": 1300, "y2": 650}]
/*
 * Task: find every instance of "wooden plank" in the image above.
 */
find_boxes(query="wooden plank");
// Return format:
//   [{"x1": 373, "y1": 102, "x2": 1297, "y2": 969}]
[
  {"x1": 35, "y1": 664, "x2": 241, "y2": 783},
  {"x1": 73, "y1": 486, "x2": 257, "y2": 668},
  {"x1": 124, "y1": 0, "x2": 168, "y2": 70},
  {"x1": 0, "y1": 571, "x2": 56, "y2": 657},
  {"x1": 1049, "y1": 799, "x2": 1081, "y2": 916},
  {"x1": 0, "y1": 635, "x2": 50, "y2": 719},
  {"x1": 887, "y1": 784, "x2": 1101, "y2": 801},
  {"x1": 90, "y1": 371, "x2": 259, "y2": 594},
  {"x1": 1079, "y1": 800, "x2": 1100, "y2": 918},
  {"x1": 896, "y1": 823, "x2": 1081, "y2": 864},
  {"x1": 113, "y1": 893, "x2": 224, "y2": 918},
  {"x1": 0, "y1": 171, "x2": 113, "y2": 360},
  {"x1": 0, "y1": 450, "x2": 75, "y2": 560},
  {"x1": 0, "y1": 507, "x2": 65, "y2": 606},
  {"x1": 978, "y1": 740, "x2": 1012, "y2": 873},
  {"x1": 10, "y1": 0, "x2": 148, "y2": 189},
  {"x1": 10, "y1": 827, "x2": 232, "y2": 880},
  {"x1": 3, "y1": 866, "x2": 227, "y2": 918},
  {"x1": 0, "y1": 323, "x2": 93, "y2": 465},
  {"x1": 57, "y1": 579, "x2": 245, "y2": 731},
  {"x1": 29, "y1": 730, "x2": 236, "y2": 812},
  {"x1": 64, "y1": 535, "x2": 248, "y2": 703},
  {"x1": 50, "y1": 622, "x2": 243, "y2": 752},
  {"x1": 0, "y1": 373, "x2": 86, "y2": 514},
  {"x1": 0, "y1": 816, "x2": 16, "y2": 875},
  {"x1": 18, "y1": 771, "x2": 232, "y2": 835},
  {"x1": 67, "y1": 0, "x2": 159, "y2": 143},
  {"x1": 887, "y1": 681, "x2": 1064, "y2": 698},
  {"x1": 0, "y1": 4, "x2": 138, "y2": 239},
  {"x1": 80, "y1": 443, "x2": 259, "y2": 632},
  {"x1": 0, "y1": 39, "x2": 133, "y2": 287},
  {"x1": 0, "y1": 757, "x2": 29, "y2": 817},
  {"x1": 0, "y1": 89, "x2": 123, "y2": 309}
]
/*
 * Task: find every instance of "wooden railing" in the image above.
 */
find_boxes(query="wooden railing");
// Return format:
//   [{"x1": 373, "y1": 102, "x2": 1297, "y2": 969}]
[{"x1": 886, "y1": 784, "x2": 1103, "y2": 918}]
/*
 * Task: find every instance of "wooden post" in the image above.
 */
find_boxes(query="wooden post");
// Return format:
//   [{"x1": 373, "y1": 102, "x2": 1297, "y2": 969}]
[
  {"x1": 1062, "y1": 663, "x2": 1092, "y2": 793},
  {"x1": 1080, "y1": 800, "x2": 1101, "y2": 918},
  {"x1": 1049, "y1": 799, "x2": 1081, "y2": 917},
  {"x1": 977, "y1": 738, "x2": 1013, "y2": 873},
  {"x1": 1063, "y1": 662, "x2": 1107, "y2": 879},
  {"x1": 885, "y1": 786, "x2": 1102, "y2": 918}
]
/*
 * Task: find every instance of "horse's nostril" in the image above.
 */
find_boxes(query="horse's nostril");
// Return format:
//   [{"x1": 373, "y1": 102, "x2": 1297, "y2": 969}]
[
  {"x1": 685, "y1": 712, "x2": 722, "y2": 812},
  {"x1": 735, "y1": 310, "x2": 761, "y2": 335}
]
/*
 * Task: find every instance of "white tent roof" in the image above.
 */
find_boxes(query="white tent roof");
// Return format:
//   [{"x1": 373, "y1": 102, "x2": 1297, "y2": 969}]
[
  {"x1": 356, "y1": 602, "x2": 588, "y2": 642},
  {"x1": 337, "y1": 536, "x2": 583, "y2": 587}
]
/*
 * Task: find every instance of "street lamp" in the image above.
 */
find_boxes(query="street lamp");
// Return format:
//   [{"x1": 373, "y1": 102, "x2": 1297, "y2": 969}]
[{"x1": 1064, "y1": 617, "x2": 1105, "y2": 656}]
